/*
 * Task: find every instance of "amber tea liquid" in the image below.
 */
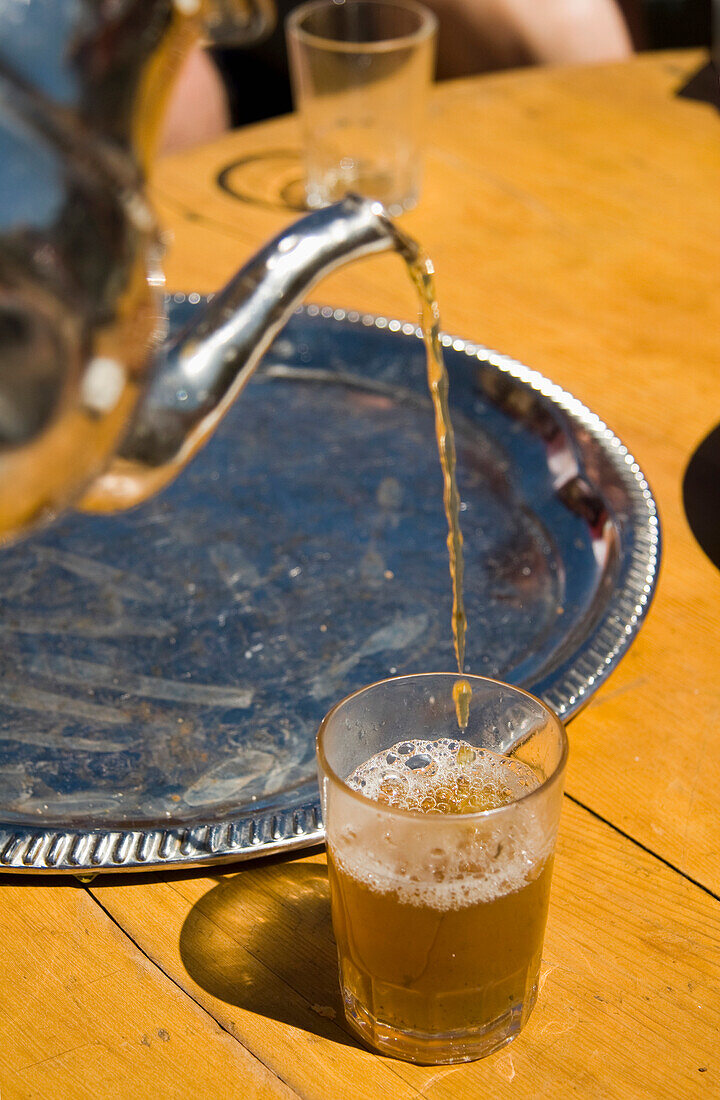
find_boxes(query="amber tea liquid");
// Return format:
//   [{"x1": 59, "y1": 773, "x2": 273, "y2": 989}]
[
  {"x1": 397, "y1": 234, "x2": 472, "y2": 725},
  {"x1": 327, "y1": 738, "x2": 554, "y2": 1061}
]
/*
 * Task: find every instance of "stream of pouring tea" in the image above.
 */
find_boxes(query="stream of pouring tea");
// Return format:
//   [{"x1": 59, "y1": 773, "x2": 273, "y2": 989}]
[{"x1": 398, "y1": 232, "x2": 472, "y2": 728}]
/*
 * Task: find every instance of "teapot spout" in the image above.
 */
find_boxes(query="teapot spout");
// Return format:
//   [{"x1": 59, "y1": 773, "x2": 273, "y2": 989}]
[{"x1": 79, "y1": 196, "x2": 405, "y2": 513}]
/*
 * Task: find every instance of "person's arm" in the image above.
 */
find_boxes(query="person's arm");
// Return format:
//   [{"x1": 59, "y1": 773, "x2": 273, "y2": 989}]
[
  {"x1": 160, "y1": 45, "x2": 230, "y2": 154},
  {"x1": 431, "y1": 0, "x2": 633, "y2": 80}
]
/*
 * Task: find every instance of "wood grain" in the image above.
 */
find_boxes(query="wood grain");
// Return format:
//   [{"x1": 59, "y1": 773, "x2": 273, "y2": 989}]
[
  {"x1": 0, "y1": 878, "x2": 297, "y2": 1099},
  {"x1": 150, "y1": 50, "x2": 720, "y2": 893},
  {"x1": 1, "y1": 51, "x2": 719, "y2": 1100},
  {"x1": 89, "y1": 798, "x2": 719, "y2": 1100}
]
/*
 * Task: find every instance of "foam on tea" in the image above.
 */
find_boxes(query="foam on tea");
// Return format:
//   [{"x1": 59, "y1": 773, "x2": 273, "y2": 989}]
[
  {"x1": 336, "y1": 738, "x2": 550, "y2": 910},
  {"x1": 347, "y1": 737, "x2": 540, "y2": 813}
]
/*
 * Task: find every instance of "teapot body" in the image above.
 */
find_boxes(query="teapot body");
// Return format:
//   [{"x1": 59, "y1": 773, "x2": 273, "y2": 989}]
[
  {"x1": 0, "y1": 0, "x2": 403, "y2": 544},
  {"x1": 0, "y1": 0, "x2": 192, "y2": 539}
]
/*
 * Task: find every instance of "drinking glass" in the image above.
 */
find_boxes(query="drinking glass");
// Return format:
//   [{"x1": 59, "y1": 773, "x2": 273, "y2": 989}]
[
  {"x1": 317, "y1": 672, "x2": 568, "y2": 1064},
  {"x1": 286, "y1": 0, "x2": 437, "y2": 215}
]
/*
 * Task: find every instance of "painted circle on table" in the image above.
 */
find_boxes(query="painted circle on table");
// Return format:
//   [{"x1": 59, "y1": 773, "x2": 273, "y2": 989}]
[{"x1": 216, "y1": 150, "x2": 307, "y2": 212}]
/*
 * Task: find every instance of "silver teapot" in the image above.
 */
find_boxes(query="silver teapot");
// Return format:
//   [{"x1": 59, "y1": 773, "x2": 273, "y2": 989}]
[{"x1": 0, "y1": 0, "x2": 406, "y2": 544}]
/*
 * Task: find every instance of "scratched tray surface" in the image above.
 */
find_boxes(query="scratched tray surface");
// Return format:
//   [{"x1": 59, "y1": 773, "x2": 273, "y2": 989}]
[{"x1": 0, "y1": 301, "x2": 659, "y2": 872}]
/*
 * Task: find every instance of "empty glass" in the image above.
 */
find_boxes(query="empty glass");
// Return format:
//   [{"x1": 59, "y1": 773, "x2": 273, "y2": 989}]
[{"x1": 287, "y1": 0, "x2": 437, "y2": 215}]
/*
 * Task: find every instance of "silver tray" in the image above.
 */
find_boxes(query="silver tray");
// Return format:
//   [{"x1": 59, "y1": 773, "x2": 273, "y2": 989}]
[{"x1": 0, "y1": 300, "x2": 660, "y2": 874}]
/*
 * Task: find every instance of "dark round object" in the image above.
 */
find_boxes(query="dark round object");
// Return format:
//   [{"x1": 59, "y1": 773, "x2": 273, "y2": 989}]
[{"x1": 683, "y1": 423, "x2": 720, "y2": 571}]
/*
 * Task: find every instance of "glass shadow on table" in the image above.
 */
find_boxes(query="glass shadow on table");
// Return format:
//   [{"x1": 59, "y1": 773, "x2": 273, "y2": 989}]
[{"x1": 179, "y1": 853, "x2": 362, "y2": 1049}]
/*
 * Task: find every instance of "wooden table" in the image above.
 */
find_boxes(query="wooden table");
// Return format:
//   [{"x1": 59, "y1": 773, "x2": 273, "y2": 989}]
[{"x1": 1, "y1": 50, "x2": 719, "y2": 1099}]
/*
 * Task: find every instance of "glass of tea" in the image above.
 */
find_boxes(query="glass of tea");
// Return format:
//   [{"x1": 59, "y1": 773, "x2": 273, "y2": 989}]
[
  {"x1": 286, "y1": 0, "x2": 437, "y2": 215},
  {"x1": 316, "y1": 672, "x2": 568, "y2": 1064}
]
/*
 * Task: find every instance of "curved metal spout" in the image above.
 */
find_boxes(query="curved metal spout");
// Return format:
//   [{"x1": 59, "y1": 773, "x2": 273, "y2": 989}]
[{"x1": 80, "y1": 195, "x2": 406, "y2": 512}]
